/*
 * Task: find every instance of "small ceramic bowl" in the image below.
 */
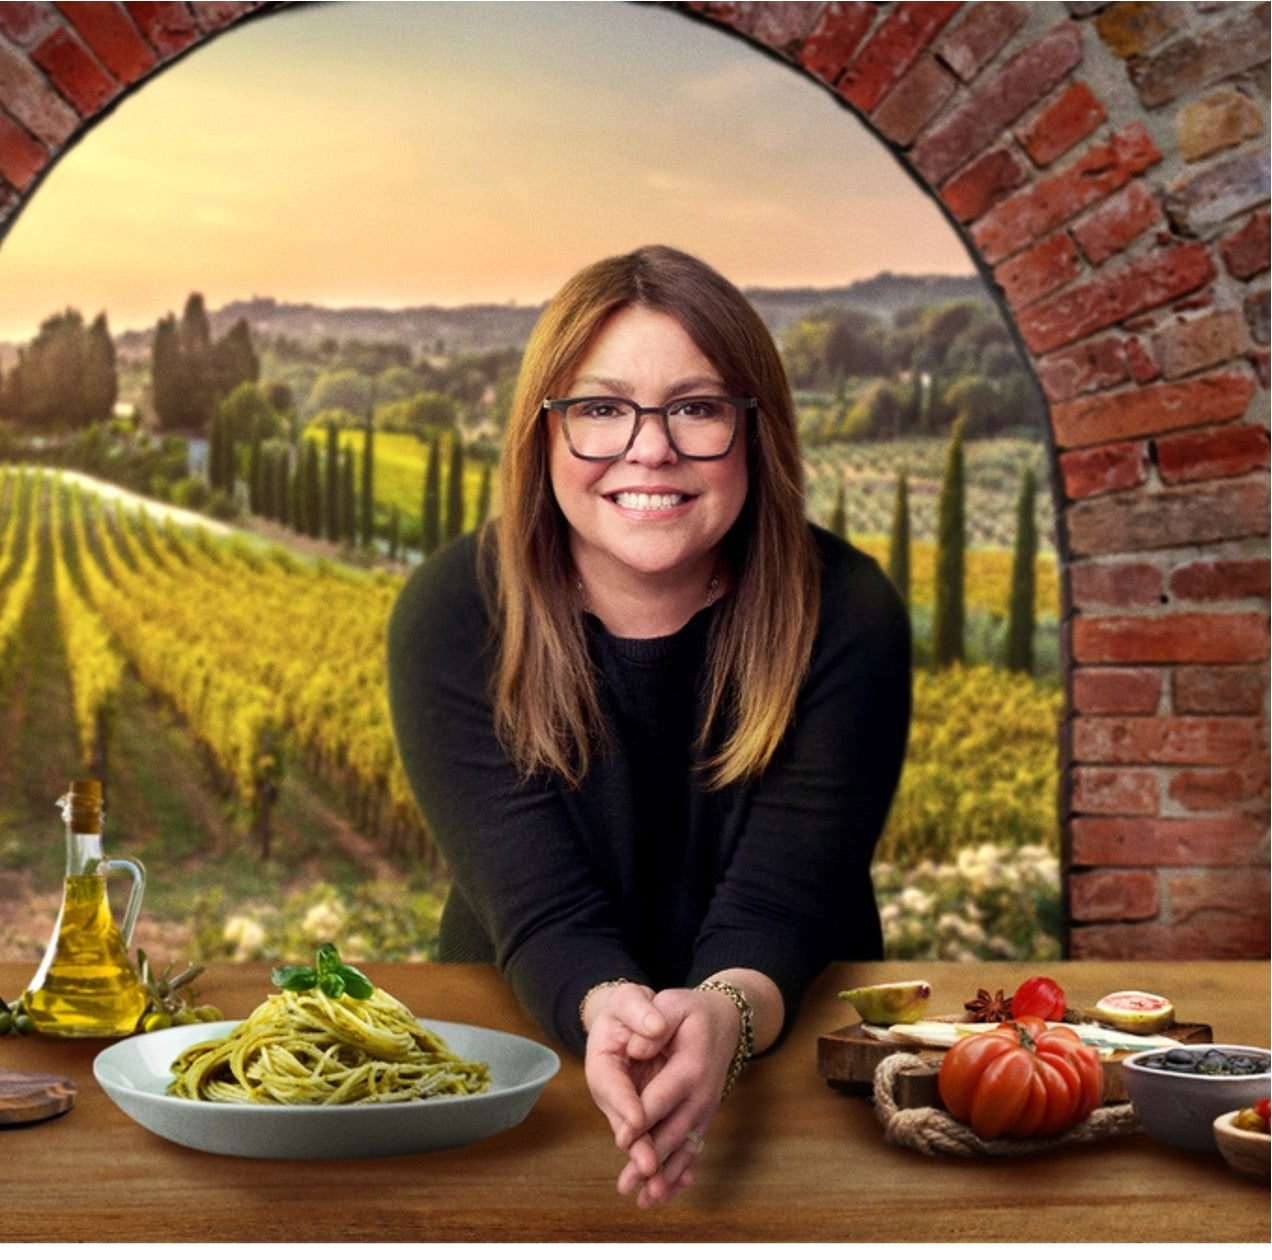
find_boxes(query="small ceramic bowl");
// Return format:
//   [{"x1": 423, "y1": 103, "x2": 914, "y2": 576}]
[
  {"x1": 1213, "y1": 1109, "x2": 1271, "y2": 1182},
  {"x1": 1120, "y1": 1044, "x2": 1271, "y2": 1153}
]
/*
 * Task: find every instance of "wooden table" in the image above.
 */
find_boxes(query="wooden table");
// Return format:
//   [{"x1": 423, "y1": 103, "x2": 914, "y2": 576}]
[{"x1": 1, "y1": 959, "x2": 1267, "y2": 1243}]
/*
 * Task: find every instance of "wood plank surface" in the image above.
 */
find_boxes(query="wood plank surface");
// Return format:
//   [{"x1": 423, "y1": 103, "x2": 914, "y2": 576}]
[
  {"x1": 0, "y1": 959, "x2": 1267, "y2": 1244},
  {"x1": 0, "y1": 1068, "x2": 77, "y2": 1124}
]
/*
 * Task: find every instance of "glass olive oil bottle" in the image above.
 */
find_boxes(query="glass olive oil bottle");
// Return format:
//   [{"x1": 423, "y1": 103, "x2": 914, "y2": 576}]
[{"x1": 22, "y1": 781, "x2": 148, "y2": 1037}]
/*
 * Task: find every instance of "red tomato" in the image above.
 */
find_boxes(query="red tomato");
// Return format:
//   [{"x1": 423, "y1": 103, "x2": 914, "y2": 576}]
[
  {"x1": 1012, "y1": 975, "x2": 1067, "y2": 1021},
  {"x1": 1256, "y1": 1097, "x2": 1270, "y2": 1125},
  {"x1": 938, "y1": 1018, "x2": 1103, "y2": 1140}
]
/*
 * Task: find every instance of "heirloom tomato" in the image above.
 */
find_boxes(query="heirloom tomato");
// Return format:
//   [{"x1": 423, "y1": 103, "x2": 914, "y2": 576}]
[
  {"x1": 938, "y1": 1017, "x2": 1104, "y2": 1140},
  {"x1": 1011, "y1": 975, "x2": 1067, "y2": 1021}
]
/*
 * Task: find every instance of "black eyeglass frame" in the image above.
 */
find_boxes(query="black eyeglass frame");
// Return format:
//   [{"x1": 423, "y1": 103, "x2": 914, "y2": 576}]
[{"x1": 541, "y1": 395, "x2": 757, "y2": 461}]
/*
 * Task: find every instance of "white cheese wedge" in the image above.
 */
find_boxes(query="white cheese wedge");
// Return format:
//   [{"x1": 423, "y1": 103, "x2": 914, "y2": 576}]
[{"x1": 862, "y1": 1019, "x2": 1180, "y2": 1058}]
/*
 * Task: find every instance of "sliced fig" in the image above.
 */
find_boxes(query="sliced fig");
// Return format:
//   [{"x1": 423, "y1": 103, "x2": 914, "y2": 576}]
[{"x1": 1091, "y1": 990, "x2": 1175, "y2": 1034}]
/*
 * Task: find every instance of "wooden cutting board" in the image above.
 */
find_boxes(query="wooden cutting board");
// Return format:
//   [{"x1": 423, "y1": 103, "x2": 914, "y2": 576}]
[
  {"x1": 0, "y1": 1069, "x2": 78, "y2": 1125},
  {"x1": 817, "y1": 1019, "x2": 1215, "y2": 1109}
]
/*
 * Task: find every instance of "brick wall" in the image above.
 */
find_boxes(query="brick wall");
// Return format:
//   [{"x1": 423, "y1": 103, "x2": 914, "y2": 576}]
[{"x1": 0, "y1": 2, "x2": 1267, "y2": 958}]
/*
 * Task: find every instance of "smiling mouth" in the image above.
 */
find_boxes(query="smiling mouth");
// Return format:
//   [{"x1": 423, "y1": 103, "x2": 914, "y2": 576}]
[{"x1": 609, "y1": 491, "x2": 690, "y2": 510}]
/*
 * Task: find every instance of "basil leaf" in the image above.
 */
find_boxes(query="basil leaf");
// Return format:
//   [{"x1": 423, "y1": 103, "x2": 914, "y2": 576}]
[
  {"x1": 338, "y1": 965, "x2": 374, "y2": 1000},
  {"x1": 318, "y1": 972, "x2": 346, "y2": 999},
  {"x1": 315, "y1": 942, "x2": 341, "y2": 972},
  {"x1": 271, "y1": 964, "x2": 318, "y2": 992}
]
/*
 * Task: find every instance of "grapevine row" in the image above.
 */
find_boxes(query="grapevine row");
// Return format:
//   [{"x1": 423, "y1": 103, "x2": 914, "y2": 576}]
[{"x1": 0, "y1": 469, "x2": 41, "y2": 679}]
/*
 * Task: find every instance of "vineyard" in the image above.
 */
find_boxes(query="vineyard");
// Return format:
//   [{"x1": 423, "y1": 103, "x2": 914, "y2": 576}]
[{"x1": 0, "y1": 463, "x2": 1063, "y2": 968}]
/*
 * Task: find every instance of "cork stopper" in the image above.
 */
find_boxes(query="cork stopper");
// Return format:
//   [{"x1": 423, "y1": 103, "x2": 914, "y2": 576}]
[{"x1": 63, "y1": 779, "x2": 103, "y2": 834}]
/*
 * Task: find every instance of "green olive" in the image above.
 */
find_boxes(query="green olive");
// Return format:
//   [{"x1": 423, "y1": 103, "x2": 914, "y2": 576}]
[
  {"x1": 192, "y1": 1005, "x2": 223, "y2": 1022},
  {"x1": 13, "y1": 1012, "x2": 33, "y2": 1035},
  {"x1": 0, "y1": 1009, "x2": 12, "y2": 1035},
  {"x1": 143, "y1": 1011, "x2": 173, "y2": 1032}
]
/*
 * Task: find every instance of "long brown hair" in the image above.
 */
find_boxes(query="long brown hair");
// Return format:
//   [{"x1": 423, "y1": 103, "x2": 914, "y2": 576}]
[{"x1": 487, "y1": 245, "x2": 819, "y2": 789}]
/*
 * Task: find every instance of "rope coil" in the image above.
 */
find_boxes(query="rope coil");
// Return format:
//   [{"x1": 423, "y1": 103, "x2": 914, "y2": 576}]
[{"x1": 871, "y1": 1051, "x2": 1142, "y2": 1157}]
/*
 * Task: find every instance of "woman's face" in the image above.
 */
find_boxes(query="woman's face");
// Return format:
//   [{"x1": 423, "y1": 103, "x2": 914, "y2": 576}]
[{"x1": 546, "y1": 305, "x2": 749, "y2": 601}]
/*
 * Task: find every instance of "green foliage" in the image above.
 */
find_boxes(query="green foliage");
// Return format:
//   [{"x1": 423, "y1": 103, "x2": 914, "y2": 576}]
[
  {"x1": 876, "y1": 843, "x2": 1061, "y2": 961},
  {"x1": 887, "y1": 468, "x2": 910, "y2": 607},
  {"x1": 932, "y1": 422, "x2": 966, "y2": 668},
  {"x1": 421, "y1": 430, "x2": 442, "y2": 556},
  {"x1": 445, "y1": 432, "x2": 465, "y2": 542},
  {"x1": 1006, "y1": 465, "x2": 1038, "y2": 673},
  {"x1": 828, "y1": 477, "x2": 847, "y2": 539},
  {"x1": 359, "y1": 423, "x2": 375, "y2": 549},
  {"x1": 151, "y1": 295, "x2": 258, "y2": 433},
  {"x1": 1, "y1": 309, "x2": 117, "y2": 429}
]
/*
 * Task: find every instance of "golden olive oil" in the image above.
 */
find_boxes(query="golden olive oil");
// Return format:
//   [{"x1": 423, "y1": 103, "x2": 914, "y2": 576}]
[{"x1": 22, "y1": 781, "x2": 148, "y2": 1037}]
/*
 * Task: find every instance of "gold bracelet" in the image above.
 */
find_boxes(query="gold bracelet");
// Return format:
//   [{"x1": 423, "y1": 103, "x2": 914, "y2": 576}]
[
  {"x1": 696, "y1": 979, "x2": 754, "y2": 1098},
  {"x1": 578, "y1": 978, "x2": 631, "y2": 1031}
]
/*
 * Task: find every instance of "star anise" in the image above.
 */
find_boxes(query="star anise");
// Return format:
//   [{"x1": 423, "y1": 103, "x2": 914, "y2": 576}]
[{"x1": 963, "y1": 987, "x2": 1013, "y2": 1022}]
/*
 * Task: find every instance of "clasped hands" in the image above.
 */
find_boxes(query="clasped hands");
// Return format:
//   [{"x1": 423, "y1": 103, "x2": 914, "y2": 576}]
[{"x1": 582, "y1": 982, "x2": 741, "y2": 1209}]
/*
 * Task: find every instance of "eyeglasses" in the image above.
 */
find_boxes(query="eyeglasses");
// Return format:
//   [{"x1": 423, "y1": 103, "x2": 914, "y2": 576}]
[{"x1": 542, "y1": 395, "x2": 754, "y2": 461}]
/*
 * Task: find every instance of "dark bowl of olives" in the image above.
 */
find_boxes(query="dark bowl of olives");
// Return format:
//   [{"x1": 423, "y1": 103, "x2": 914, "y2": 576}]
[{"x1": 1121, "y1": 1044, "x2": 1271, "y2": 1153}]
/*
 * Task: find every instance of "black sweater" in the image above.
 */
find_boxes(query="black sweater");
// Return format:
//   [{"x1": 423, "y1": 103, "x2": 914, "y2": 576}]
[{"x1": 386, "y1": 524, "x2": 911, "y2": 1056}]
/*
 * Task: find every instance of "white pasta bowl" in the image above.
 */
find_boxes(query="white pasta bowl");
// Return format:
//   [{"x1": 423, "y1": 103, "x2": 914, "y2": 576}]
[{"x1": 93, "y1": 1019, "x2": 560, "y2": 1159}]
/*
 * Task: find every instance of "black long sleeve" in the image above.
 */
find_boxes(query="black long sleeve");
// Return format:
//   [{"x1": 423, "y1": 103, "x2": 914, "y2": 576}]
[{"x1": 386, "y1": 523, "x2": 911, "y2": 1055}]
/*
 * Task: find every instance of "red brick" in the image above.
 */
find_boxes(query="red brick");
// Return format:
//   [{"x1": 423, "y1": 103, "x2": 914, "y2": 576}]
[
  {"x1": 909, "y1": 21, "x2": 1083, "y2": 186},
  {"x1": 1124, "y1": 335, "x2": 1160, "y2": 384},
  {"x1": 1034, "y1": 335, "x2": 1132, "y2": 403},
  {"x1": 837, "y1": 2, "x2": 961, "y2": 114},
  {"x1": 0, "y1": 3, "x2": 55, "y2": 46},
  {"x1": 1174, "y1": 665, "x2": 1270, "y2": 715},
  {"x1": 1168, "y1": 768, "x2": 1251, "y2": 813},
  {"x1": 1069, "y1": 867, "x2": 1160, "y2": 920},
  {"x1": 1169, "y1": 870, "x2": 1272, "y2": 938},
  {"x1": 57, "y1": 1, "x2": 157, "y2": 84},
  {"x1": 1065, "y1": 479, "x2": 1268, "y2": 557},
  {"x1": 0, "y1": 111, "x2": 46, "y2": 191},
  {"x1": 122, "y1": 2, "x2": 201, "y2": 58},
  {"x1": 972, "y1": 123, "x2": 1162, "y2": 266},
  {"x1": 1073, "y1": 712, "x2": 1266, "y2": 769},
  {"x1": 1072, "y1": 612, "x2": 1269, "y2": 666},
  {"x1": 1151, "y1": 309, "x2": 1252, "y2": 380},
  {"x1": 1069, "y1": 559, "x2": 1163, "y2": 609},
  {"x1": 1070, "y1": 813, "x2": 1265, "y2": 864},
  {"x1": 1050, "y1": 369, "x2": 1252, "y2": 448},
  {"x1": 1071, "y1": 181, "x2": 1163, "y2": 265},
  {"x1": 1071, "y1": 666, "x2": 1164, "y2": 715},
  {"x1": 1070, "y1": 916, "x2": 1268, "y2": 960},
  {"x1": 735, "y1": 1, "x2": 824, "y2": 54},
  {"x1": 1170, "y1": 556, "x2": 1272, "y2": 602},
  {"x1": 1220, "y1": 210, "x2": 1271, "y2": 281},
  {"x1": 1016, "y1": 81, "x2": 1107, "y2": 168},
  {"x1": 939, "y1": 144, "x2": 1030, "y2": 223},
  {"x1": 31, "y1": 26, "x2": 118, "y2": 115},
  {"x1": 933, "y1": 1, "x2": 1026, "y2": 81},
  {"x1": 994, "y1": 231, "x2": 1081, "y2": 307},
  {"x1": 796, "y1": 1, "x2": 876, "y2": 85},
  {"x1": 1071, "y1": 766, "x2": 1160, "y2": 816},
  {"x1": 1059, "y1": 440, "x2": 1151, "y2": 499},
  {"x1": 870, "y1": 54, "x2": 957, "y2": 146},
  {"x1": 1156, "y1": 422, "x2": 1269, "y2": 484},
  {"x1": 0, "y1": 37, "x2": 80, "y2": 145}
]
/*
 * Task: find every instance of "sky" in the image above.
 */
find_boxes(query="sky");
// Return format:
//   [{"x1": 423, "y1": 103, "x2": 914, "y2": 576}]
[{"x1": 0, "y1": 0, "x2": 976, "y2": 344}]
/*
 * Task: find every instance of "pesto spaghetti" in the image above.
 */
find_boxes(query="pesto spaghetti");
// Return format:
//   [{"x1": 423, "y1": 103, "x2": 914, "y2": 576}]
[{"x1": 167, "y1": 985, "x2": 491, "y2": 1105}]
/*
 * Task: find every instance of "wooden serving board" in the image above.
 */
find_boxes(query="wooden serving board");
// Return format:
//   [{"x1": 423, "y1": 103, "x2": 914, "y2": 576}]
[
  {"x1": 0, "y1": 1069, "x2": 78, "y2": 1126},
  {"x1": 817, "y1": 1019, "x2": 1214, "y2": 1109}
]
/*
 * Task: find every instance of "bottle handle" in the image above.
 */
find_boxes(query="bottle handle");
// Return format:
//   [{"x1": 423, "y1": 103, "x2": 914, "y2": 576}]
[{"x1": 106, "y1": 857, "x2": 146, "y2": 946}]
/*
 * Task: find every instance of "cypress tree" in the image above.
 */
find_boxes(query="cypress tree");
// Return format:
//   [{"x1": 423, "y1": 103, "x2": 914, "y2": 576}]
[
  {"x1": 274, "y1": 448, "x2": 290, "y2": 525},
  {"x1": 324, "y1": 422, "x2": 340, "y2": 543},
  {"x1": 359, "y1": 422, "x2": 375, "y2": 549},
  {"x1": 303, "y1": 438, "x2": 323, "y2": 538},
  {"x1": 932, "y1": 420, "x2": 966, "y2": 669},
  {"x1": 445, "y1": 431, "x2": 465, "y2": 541},
  {"x1": 388, "y1": 504, "x2": 401, "y2": 561},
  {"x1": 1005, "y1": 464, "x2": 1039, "y2": 673},
  {"x1": 421, "y1": 430, "x2": 442, "y2": 557},
  {"x1": 248, "y1": 431, "x2": 263, "y2": 514},
  {"x1": 828, "y1": 476, "x2": 847, "y2": 539},
  {"x1": 340, "y1": 446, "x2": 357, "y2": 546},
  {"x1": 887, "y1": 466, "x2": 910, "y2": 607}
]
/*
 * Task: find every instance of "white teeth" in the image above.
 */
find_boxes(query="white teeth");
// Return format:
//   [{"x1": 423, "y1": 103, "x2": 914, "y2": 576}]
[{"x1": 612, "y1": 492, "x2": 687, "y2": 510}]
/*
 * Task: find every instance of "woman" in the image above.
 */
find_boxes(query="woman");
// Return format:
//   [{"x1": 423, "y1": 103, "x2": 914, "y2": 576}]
[{"x1": 387, "y1": 245, "x2": 911, "y2": 1207}]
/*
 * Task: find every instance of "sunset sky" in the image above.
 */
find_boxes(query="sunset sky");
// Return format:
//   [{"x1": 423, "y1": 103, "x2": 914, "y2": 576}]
[{"x1": 0, "y1": 0, "x2": 976, "y2": 344}]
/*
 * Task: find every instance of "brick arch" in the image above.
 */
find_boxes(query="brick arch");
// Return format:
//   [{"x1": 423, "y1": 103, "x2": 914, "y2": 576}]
[{"x1": 0, "y1": 2, "x2": 1267, "y2": 958}]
